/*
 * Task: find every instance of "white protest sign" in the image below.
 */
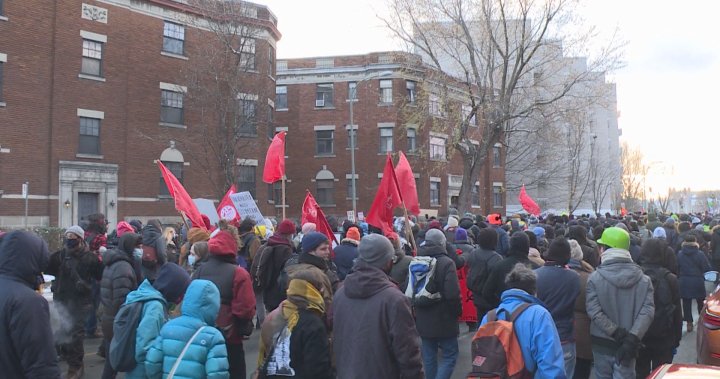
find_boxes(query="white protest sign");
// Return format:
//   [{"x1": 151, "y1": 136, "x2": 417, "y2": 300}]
[
  {"x1": 357, "y1": 211, "x2": 365, "y2": 221},
  {"x1": 193, "y1": 198, "x2": 219, "y2": 225},
  {"x1": 229, "y1": 191, "x2": 265, "y2": 223},
  {"x1": 346, "y1": 211, "x2": 355, "y2": 223}
]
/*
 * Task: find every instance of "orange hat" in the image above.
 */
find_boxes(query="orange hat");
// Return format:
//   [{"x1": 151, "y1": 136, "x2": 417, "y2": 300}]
[
  {"x1": 346, "y1": 227, "x2": 361, "y2": 241},
  {"x1": 487, "y1": 213, "x2": 503, "y2": 226}
]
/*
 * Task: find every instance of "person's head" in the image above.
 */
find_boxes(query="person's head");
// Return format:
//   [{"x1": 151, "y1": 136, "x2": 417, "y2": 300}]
[
  {"x1": 455, "y1": 228, "x2": 468, "y2": 243},
  {"x1": 447, "y1": 216, "x2": 459, "y2": 229},
  {"x1": 163, "y1": 227, "x2": 177, "y2": 244},
  {"x1": 505, "y1": 263, "x2": 537, "y2": 295},
  {"x1": 678, "y1": 221, "x2": 691, "y2": 233},
  {"x1": 597, "y1": 227, "x2": 630, "y2": 252},
  {"x1": 181, "y1": 279, "x2": 220, "y2": 324},
  {"x1": 302, "y1": 232, "x2": 330, "y2": 259},
  {"x1": 189, "y1": 241, "x2": 209, "y2": 267},
  {"x1": 87, "y1": 213, "x2": 108, "y2": 234},
  {"x1": 0, "y1": 230, "x2": 51, "y2": 288},
  {"x1": 523, "y1": 230, "x2": 538, "y2": 249},
  {"x1": 477, "y1": 228, "x2": 498, "y2": 251},
  {"x1": 357, "y1": 234, "x2": 395, "y2": 273},
  {"x1": 153, "y1": 263, "x2": 191, "y2": 304},
  {"x1": 508, "y1": 231, "x2": 530, "y2": 257},
  {"x1": 64, "y1": 225, "x2": 86, "y2": 251},
  {"x1": 147, "y1": 219, "x2": 163, "y2": 232},
  {"x1": 532, "y1": 226, "x2": 546, "y2": 240},
  {"x1": 640, "y1": 238, "x2": 668, "y2": 266},
  {"x1": 487, "y1": 213, "x2": 503, "y2": 226},
  {"x1": 681, "y1": 234, "x2": 699, "y2": 249},
  {"x1": 568, "y1": 239, "x2": 584, "y2": 261},
  {"x1": 118, "y1": 232, "x2": 142, "y2": 255},
  {"x1": 187, "y1": 227, "x2": 211, "y2": 246},
  {"x1": 567, "y1": 225, "x2": 588, "y2": 244},
  {"x1": 286, "y1": 278, "x2": 325, "y2": 315},
  {"x1": 301, "y1": 222, "x2": 317, "y2": 235},
  {"x1": 345, "y1": 227, "x2": 361, "y2": 242},
  {"x1": 277, "y1": 219, "x2": 296, "y2": 237},
  {"x1": 424, "y1": 228, "x2": 447, "y2": 247},
  {"x1": 116, "y1": 221, "x2": 135, "y2": 237},
  {"x1": 545, "y1": 237, "x2": 571, "y2": 265},
  {"x1": 238, "y1": 218, "x2": 256, "y2": 233},
  {"x1": 129, "y1": 219, "x2": 143, "y2": 233},
  {"x1": 208, "y1": 230, "x2": 239, "y2": 257}
]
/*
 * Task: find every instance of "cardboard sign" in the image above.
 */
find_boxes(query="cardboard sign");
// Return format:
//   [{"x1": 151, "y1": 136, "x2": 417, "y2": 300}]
[
  {"x1": 229, "y1": 191, "x2": 265, "y2": 223},
  {"x1": 346, "y1": 211, "x2": 355, "y2": 223},
  {"x1": 357, "y1": 211, "x2": 365, "y2": 221}
]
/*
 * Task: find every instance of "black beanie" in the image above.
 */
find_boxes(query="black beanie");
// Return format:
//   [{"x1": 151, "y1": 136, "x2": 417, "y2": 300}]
[
  {"x1": 508, "y1": 232, "x2": 529, "y2": 257},
  {"x1": 153, "y1": 263, "x2": 191, "y2": 304},
  {"x1": 545, "y1": 237, "x2": 571, "y2": 265}
]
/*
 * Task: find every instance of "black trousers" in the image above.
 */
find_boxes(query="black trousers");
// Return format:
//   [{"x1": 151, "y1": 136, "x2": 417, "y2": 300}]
[
  {"x1": 227, "y1": 342, "x2": 246, "y2": 379},
  {"x1": 682, "y1": 297, "x2": 704, "y2": 322},
  {"x1": 636, "y1": 345, "x2": 673, "y2": 378},
  {"x1": 57, "y1": 302, "x2": 90, "y2": 368},
  {"x1": 573, "y1": 358, "x2": 592, "y2": 379}
]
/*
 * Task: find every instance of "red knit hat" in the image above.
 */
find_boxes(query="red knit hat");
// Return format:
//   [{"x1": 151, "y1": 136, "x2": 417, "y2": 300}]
[
  {"x1": 116, "y1": 221, "x2": 135, "y2": 237},
  {"x1": 277, "y1": 219, "x2": 296, "y2": 235},
  {"x1": 346, "y1": 227, "x2": 361, "y2": 241},
  {"x1": 208, "y1": 230, "x2": 238, "y2": 256}
]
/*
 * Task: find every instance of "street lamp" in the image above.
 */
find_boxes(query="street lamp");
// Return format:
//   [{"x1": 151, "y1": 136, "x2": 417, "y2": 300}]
[{"x1": 349, "y1": 70, "x2": 393, "y2": 219}]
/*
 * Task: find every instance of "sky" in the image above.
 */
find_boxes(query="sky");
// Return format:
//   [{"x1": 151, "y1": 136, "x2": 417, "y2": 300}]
[{"x1": 260, "y1": 0, "x2": 720, "y2": 193}]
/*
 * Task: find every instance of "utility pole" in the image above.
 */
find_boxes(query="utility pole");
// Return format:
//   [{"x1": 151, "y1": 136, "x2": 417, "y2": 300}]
[{"x1": 22, "y1": 181, "x2": 29, "y2": 229}]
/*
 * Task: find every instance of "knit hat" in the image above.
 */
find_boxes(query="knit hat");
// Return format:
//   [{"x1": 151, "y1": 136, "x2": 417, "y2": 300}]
[
  {"x1": 447, "y1": 216, "x2": 459, "y2": 228},
  {"x1": 301, "y1": 222, "x2": 317, "y2": 235},
  {"x1": 302, "y1": 232, "x2": 329, "y2": 253},
  {"x1": 692, "y1": 217, "x2": 702, "y2": 225},
  {"x1": 208, "y1": 230, "x2": 238, "y2": 256},
  {"x1": 188, "y1": 227, "x2": 211, "y2": 245},
  {"x1": 277, "y1": 219, "x2": 296, "y2": 235},
  {"x1": 455, "y1": 228, "x2": 468, "y2": 243},
  {"x1": 533, "y1": 226, "x2": 546, "y2": 238},
  {"x1": 509, "y1": 232, "x2": 530, "y2": 257},
  {"x1": 653, "y1": 227, "x2": 667, "y2": 239},
  {"x1": 116, "y1": 221, "x2": 135, "y2": 237},
  {"x1": 665, "y1": 218, "x2": 676, "y2": 226},
  {"x1": 459, "y1": 218, "x2": 475, "y2": 230},
  {"x1": 428, "y1": 220, "x2": 442, "y2": 230},
  {"x1": 545, "y1": 237, "x2": 571, "y2": 265},
  {"x1": 357, "y1": 234, "x2": 395, "y2": 268},
  {"x1": 568, "y1": 240, "x2": 584, "y2": 261},
  {"x1": 487, "y1": 213, "x2": 503, "y2": 226},
  {"x1": 424, "y1": 228, "x2": 447, "y2": 246},
  {"x1": 65, "y1": 225, "x2": 85, "y2": 239},
  {"x1": 129, "y1": 219, "x2": 143, "y2": 233},
  {"x1": 346, "y1": 227, "x2": 361, "y2": 242},
  {"x1": 153, "y1": 263, "x2": 191, "y2": 304}
]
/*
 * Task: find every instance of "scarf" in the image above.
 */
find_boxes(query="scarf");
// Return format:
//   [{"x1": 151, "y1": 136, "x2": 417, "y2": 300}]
[{"x1": 281, "y1": 278, "x2": 325, "y2": 332}]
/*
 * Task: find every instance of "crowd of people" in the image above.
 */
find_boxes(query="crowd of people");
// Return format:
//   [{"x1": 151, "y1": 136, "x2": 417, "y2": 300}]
[{"x1": 0, "y1": 210, "x2": 717, "y2": 379}]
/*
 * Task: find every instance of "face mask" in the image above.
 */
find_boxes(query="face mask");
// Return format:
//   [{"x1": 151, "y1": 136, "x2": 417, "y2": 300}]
[
  {"x1": 133, "y1": 248, "x2": 143, "y2": 259},
  {"x1": 188, "y1": 254, "x2": 196, "y2": 266},
  {"x1": 65, "y1": 239, "x2": 80, "y2": 249}
]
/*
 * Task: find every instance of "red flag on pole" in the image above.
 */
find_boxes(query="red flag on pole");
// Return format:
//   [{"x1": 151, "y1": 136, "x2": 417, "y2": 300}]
[
  {"x1": 394, "y1": 151, "x2": 420, "y2": 216},
  {"x1": 217, "y1": 184, "x2": 240, "y2": 224},
  {"x1": 263, "y1": 131, "x2": 286, "y2": 184},
  {"x1": 157, "y1": 161, "x2": 206, "y2": 229},
  {"x1": 519, "y1": 185, "x2": 541, "y2": 216},
  {"x1": 302, "y1": 191, "x2": 338, "y2": 244},
  {"x1": 367, "y1": 154, "x2": 403, "y2": 235}
]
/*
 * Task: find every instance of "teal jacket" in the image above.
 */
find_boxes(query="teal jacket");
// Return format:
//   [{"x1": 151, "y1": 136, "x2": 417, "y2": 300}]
[
  {"x1": 123, "y1": 280, "x2": 167, "y2": 379},
  {"x1": 146, "y1": 279, "x2": 228, "y2": 379}
]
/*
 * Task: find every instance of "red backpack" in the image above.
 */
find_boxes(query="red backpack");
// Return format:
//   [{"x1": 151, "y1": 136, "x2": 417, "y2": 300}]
[{"x1": 468, "y1": 303, "x2": 534, "y2": 379}]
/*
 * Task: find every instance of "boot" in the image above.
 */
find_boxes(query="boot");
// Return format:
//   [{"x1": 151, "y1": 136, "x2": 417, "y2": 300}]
[
  {"x1": 687, "y1": 321, "x2": 694, "y2": 333},
  {"x1": 66, "y1": 365, "x2": 84, "y2": 379}
]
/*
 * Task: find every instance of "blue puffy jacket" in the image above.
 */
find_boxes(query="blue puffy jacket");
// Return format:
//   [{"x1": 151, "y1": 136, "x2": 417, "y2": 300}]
[
  {"x1": 480, "y1": 289, "x2": 566, "y2": 379},
  {"x1": 146, "y1": 279, "x2": 229, "y2": 379},
  {"x1": 122, "y1": 280, "x2": 166, "y2": 379}
]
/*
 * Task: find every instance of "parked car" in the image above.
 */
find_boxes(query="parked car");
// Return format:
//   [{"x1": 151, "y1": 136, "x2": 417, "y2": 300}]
[
  {"x1": 648, "y1": 363, "x2": 720, "y2": 378},
  {"x1": 697, "y1": 271, "x2": 720, "y2": 365}
]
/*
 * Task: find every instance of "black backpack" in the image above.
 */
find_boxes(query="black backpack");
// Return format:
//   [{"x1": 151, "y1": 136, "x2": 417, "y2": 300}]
[
  {"x1": 109, "y1": 300, "x2": 159, "y2": 371},
  {"x1": 642, "y1": 266, "x2": 675, "y2": 339}
]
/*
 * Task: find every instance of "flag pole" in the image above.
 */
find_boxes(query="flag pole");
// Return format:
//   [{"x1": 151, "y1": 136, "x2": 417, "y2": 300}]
[
  {"x1": 179, "y1": 210, "x2": 192, "y2": 231},
  {"x1": 401, "y1": 201, "x2": 418, "y2": 256},
  {"x1": 281, "y1": 176, "x2": 286, "y2": 220}
]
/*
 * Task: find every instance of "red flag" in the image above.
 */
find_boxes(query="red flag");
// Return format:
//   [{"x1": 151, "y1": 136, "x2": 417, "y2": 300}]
[
  {"x1": 394, "y1": 151, "x2": 420, "y2": 216},
  {"x1": 217, "y1": 185, "x2": 240, "y2": 224},
  {"x1": 302, "y1": 191, "x2": 338, "y2": 244},
  {"x1": 367, "y1": 154, "x2": 403, "y2": 235},
  {"x1": 518, "y1": 185, "x2": 541, "y2": 216},
  {"x1": 157, "y1": 161, "x2": 206, "y2": 230},
  {"x1": 263, "y1": 131, "x2": 286, "y2": 183}
]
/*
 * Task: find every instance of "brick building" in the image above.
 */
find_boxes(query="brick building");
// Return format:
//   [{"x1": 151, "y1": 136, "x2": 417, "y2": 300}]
[
  {"x1": 0, "y1": 0, "x2": 280, "y2": 229},
  {"x1": 274, "y1": 52, "x2": 505, "y2": 221}
]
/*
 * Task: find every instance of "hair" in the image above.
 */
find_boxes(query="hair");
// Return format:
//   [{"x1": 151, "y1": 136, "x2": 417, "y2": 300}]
[
  {"x1": 678, "y1": 222, "x2": 691, "y2": 233},
  {"x1": 567, "y1": 225, "x2": 588, "y2": 244},
  {"x1": 477, "y1": 228, "x2": 498, "y2": 250},
  {"x1": 640, "y1": 238, "x2": 667, "y2": 265},
  {"x1": 192, "y1": 241, "x2": 209, "y2": 262},
  {"x1": 218, "y1": 219, "x2": 241, "y2": 248},
  {"x1": 163, "y1": 227, "x2": 176, "y2": 244},
  {"x1": 524, "y1": 230, "x2": 538, "y2": 249},
  {"x1": 238, "y1": 218, "x2": 256, "y2": 233},
  {"x1": 505, "y1": 263, "x2": 537, "y2": 295}
]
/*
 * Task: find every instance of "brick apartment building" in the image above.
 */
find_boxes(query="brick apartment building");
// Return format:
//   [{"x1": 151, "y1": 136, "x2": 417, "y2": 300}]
[
  {"x1": 274, "y1": 52, "x2": 506, "y2": 221},
  {"x1": 0, "y1": 0, "x2": 280, "y2": 229}
]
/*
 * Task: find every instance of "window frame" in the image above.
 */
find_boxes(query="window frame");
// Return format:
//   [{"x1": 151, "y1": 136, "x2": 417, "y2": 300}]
[
  {"x1": 378, "y1": 127, "x2": 393, "y2": 153},
  {"x1": 315, "y1": 130, "x2": 334, "y2": 155},
  {"x1": 429, "y1": 94, "x2": 443, "y2": 117},
  {"x1": 316, "y1": 83, "x2": 334, "y2": 108},
  {"x1": 348, "y1": 81, "x2": 357, "y2": 101},
  {"x1": 406, "y1": 80, "x2": 417, "y2": 104},
  {"x1": 406, "y1": 128, "x2": 417, "y2": 153},
  {"x1": 236, "y1": 98, "x2": 257, "y2": 135},
  {"x1": 430, "y1": 181, "x2": 440, "y2": 206},
  {"x1": 379, "y1": 79, "x2": 393, "y2": 104},
  {"x1": 268, "y1": 45, "x2": 275, "y2": 75},
  {"x1": 493, "y1": 185, "x2": 503, "y2": 208},
  {"x1": 493, "y1": 145, "x2": 501, "y2": 167},
  {"x1": 472, "y1": 183, "x2": 481, "y2": 207},
  {"x1": 239, "y1": 37, "x2": 256, "y2": 71},
  {"x1": 346, "y1": 178, "x2": 359, "y2": 200},
  {"x1": 78, "y1": 116, "x2": 101, "y2": 155},
  {"x1": 160, "y1": 89, "x2": 184, "y2": 125},
  {"x1": 159, "y1": 161, "x2": 184, "y2": 196},
  {"x1": 162, "y1": 21, "x2": 185, "y2": 55},
  {"x1": 316, "y1": 179, "x2": 335, "y2": 206},
  {"x1": 275, "y1": 85, "x2": 288, "y2": 110},
  {"x1": 237, "y1": 165, "x2": 257, "y2": 198},
  {"x1": 81, "y1": 39, "x2": 103, "y2": 77},
  {"x1": 347, "y1": 127, "x2": 358, "y2": 150},
  {"x1": 429, "y1": 136, "x2": 446, "y2": 161}
]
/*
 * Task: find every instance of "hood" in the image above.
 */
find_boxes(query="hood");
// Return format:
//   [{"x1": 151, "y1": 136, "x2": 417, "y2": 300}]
[
  {"x1": 0, "y1": 230, "x2": 50, "y2": 288},
  {"x1": 118, "y1": 232, "x2": 141, "y2": 254},
  {"x1": 142, "y1": 224, "x2": 162, "y2": 246},
  {"x1": 104, "y1": 245, "x2": 134, "y2": 266},
  {"x1": 125, "y1": 279, "x2": 166, "y2": 306},
  {"x1": 499, "y1": 288, "x2": 545, "y2": 308},
  {"x1": 182, "y1": 279, "x2": 221, "y2": 325},
  {"x1": 267, "y1": 234, "x2": 292, "y2": 247},
  {"x1": 568, "y1": 258, "x2": 594, "y2": 273},
  {"x1": 596, "y1": 249, "x2": 644, "y2": 289},
  {"x1": 342, "y1": 261, "x2": 395, "y2": 299},
  {"x1": 418, "y1": 241, "x2": 447, "y2": 257}
]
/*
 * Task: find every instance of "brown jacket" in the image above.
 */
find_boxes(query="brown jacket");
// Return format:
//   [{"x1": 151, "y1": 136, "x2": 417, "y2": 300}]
[{"x1": 569, "y1": 258, "x2": 594, "y2": 360}]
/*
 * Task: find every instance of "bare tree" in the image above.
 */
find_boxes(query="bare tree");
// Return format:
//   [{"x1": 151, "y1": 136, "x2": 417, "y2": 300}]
[
  {"x1": 656, "y1": 187, "x2": 673, "y2": 214},
  {"x1": 383, "y1": 0, "x2": 624, "y2": 213},
  {"x1": 620, "y1": 141, "x2": 646, "y2": 211}
]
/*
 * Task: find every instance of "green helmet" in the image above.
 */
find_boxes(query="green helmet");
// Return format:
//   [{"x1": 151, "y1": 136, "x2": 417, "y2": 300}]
[{"x1": 597, "y1": 227, "x2": 630, "y2": 250}]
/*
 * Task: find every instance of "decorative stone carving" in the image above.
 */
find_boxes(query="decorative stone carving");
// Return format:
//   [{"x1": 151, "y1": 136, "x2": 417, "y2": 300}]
[{"x1": 81, "y1": 3, "x2": 108, "y2": 23}]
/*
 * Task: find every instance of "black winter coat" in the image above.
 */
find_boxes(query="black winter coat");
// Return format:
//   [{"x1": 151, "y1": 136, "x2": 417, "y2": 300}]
[
  {"x1": 677, "y1": 245, "x2": 712, "y2": 299},
  {"x1": 141, "y1": 224, "x2": 167, "y2": 281},
  {"x1": 0, "y1": 231, "x2": 61, "y2": 379},
  {"x1": 482, "y1": 254, "x2": 537, "y2": 309},
  {"x1": 46, "y1": 246, "x2": 102, "y2": 305},
  {"x1": 465, "y1": 247, "x2": 502, "y2": 312},
  {"x1": 289, "y1": 309, "x2": 333, "y2": 379},
  {"x1": 332, "y1": 239, "x2": 358, "y2": 281},
  {"x1": 101, "y1": 233, "x2": 141, "y2": 318},
  {"x1": 414, "y1": 241, "x2": 462, "y2": 338}
]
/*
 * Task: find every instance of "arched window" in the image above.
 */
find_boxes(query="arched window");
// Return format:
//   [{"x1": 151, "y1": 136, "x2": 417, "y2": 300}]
[
  {"x1": 315, "y1": 168, "x2": 335, "y2": 206},
  {"x1": 159, "y1": 142, "x2": 184, "y2": 196}
]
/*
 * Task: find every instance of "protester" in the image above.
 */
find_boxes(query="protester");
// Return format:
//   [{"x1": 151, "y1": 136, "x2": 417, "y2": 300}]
[
  {"x1": 567, "y1": 239, "x2": 594, "y2": 379},
  {"x1": 389, "y1": 231, "x2": 413, "y2": 285},
  {"x1": 535, "y1": 237, "x2": 580, "y2": 378},
  {"x1": 487, "y1": 213, "x2": 510, "y2": 256},
  {"x1": 145, "y1": 279, "x2": 229, "y2": 378},
  {"x1": 586, "y1": 227, "x2": 655, "y2": 378},
  {"x1": 193, "y1": 229, "x2": 255, "y2": 379},
  {"x1": 465, "y1": 227, "x2": 503, "y2": 323},
  {"x1": 180, "y1": 227, "x2": 211, "y2": 269},
  {"x1": 0, "y1": 230, "x2": 62, "y2": 378},
  {"x1": 479, "y1": 263, "x2": 566, "y2": 378},
  {"x1": 140, "y1": 219, "x2": 168, "y2": 282},
  {"x1": 162, "y1": 226, "x2": 179, "y2": 264},
  {"x1": 251, "y1": 219, "x2": 296, "y2": 313},
  {"x1": 453, "y1": 227, "x2": 474, "y2": 255},
  {"x1": 567, "y1": 225, "x2": 600, "y2": 268},
  {"x1": 524, "y1": 230, "x2": 545, "y2": 267},
  {"x1": 333, "y1": 234, "x2": 424, "y2": 378},
  {"x1": 84, "y1": 214, "x2": 108, "y2": 340},
  {"x1": 333, "y1": 226, "x2": 360, "y2": 280},
  {"x1": 677, "y1": 234, "x2": 712, "y2": 332},
  {"x1": 46, "y1": 225, "x2": 103, "y2": 379},
  {"x1": 187, "y1": 240, "x2": 209, "y2": 274},
  {"x1": 483, "y1": 232, "x2": 537, "y2": 309},
  {"x1": 237, "y1": 218, "x2": 260, "y2": 270}
]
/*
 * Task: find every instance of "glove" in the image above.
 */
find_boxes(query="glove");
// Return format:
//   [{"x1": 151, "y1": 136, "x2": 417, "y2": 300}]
[
  {"x1": 615, "y1": 333, "x2": 641, "y2": 367},
  {"x1": 611, "y1": 327, "x2": 629, "y2": 344}
]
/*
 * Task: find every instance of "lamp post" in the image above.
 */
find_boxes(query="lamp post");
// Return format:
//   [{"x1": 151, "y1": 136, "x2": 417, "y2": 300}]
[{"x1": 349, "y1": 70, "x2": 393, "y2": 219}]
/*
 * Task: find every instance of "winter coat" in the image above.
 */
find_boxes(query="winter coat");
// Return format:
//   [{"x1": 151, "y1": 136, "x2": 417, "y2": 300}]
[
  {"x1": 237, "y1": 231, "x2": 260, "y2": 269},
  {"x1": 568, "y1": 259, "x2": 594, "y2": 360},
  {"x1": 586, "y1": 248, "x2": 655, "y2": 354},
  {"x1": 535, "y1": 264, "x2": 580, "y2": 343},
  {"x1": 677, "y1": 244, "x2": 712, "y2": 299},
  {"x1": 46, "y1": 245, "x2": 102, "y2": 306},
  {"x1": 414, "y1": 241, "x2": 462, "y2": 339},
  {"x1": 333, "y1": 261, "x2": 424, "y2": 379},
  {"x1": 252, "y1": 235, "x2": 294, "y2": 311},
  {"x1": 333, "y1": 239, "x2": 359, "y2": 281},
  {"x1": 141, "y1": 224, "x2": 167, "y2": 281},
  {"x1": 579, "y1": 242, "x2": 600, "y2": 268},
  {"x1": 146, "y1": 279, "x2": 229, "y2": 379},
  {"x1": 527, "y1": 247, "x2": 545, "y2": 267},
  {"x1": 282, "y1": 253, "x2": 338, "y2": 327},
  {"x1": 453, "y1": 240, "x2": 474, "y2": 256},
  {"x1": 101, "y1": 234, "x2": 141, "y2": 319},
  {"x1": 389, "y1": 251, "x2": 412, "y2": 286},
  {"x1": 482, "y1": 254, "x2": 537, "y2": 310},
  {"x1": 480, "y1": 289, "x2": 566, "y2": 379},
  {"x1": 639, "y1": 263, "x2": 683, "y2": 350},
  {"x1": 465, "y1": 247, "x2": 502, "y2": 315},
  {"x1": 123, "y1": 280, "x2": 167, "y2": 379},
  {"x1": 493, "y1": 225, "x2": 510, "y2": 256},
  {"x1": 0, "y1": 231, "x2": 62, "y2": 379}
]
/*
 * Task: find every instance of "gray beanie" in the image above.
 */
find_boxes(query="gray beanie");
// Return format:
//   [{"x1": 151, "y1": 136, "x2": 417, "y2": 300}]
[
  {"x1": 424, "y1": 228, "x2": 447, "y2": 246},
  {"x1": 65, "y1": 225, "x2": 85, "y2": 239},
  {"x1": 358, "y1": 234, "x2": 395, "y2": 268}
]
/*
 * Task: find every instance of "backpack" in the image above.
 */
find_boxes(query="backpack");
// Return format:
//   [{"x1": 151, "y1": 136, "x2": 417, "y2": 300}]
[
  {"x1": 404, "y1": 256, "x2": 442, "y2": 307},
  {"x1": 141, "y1": 245, "x2": 158, "y2": 267},
  {"x1": 468, "y1": 303, "x2": 534, "y2": 379},
  {"x1": 109, "y1": 301, "x2": 147, "y2": 372},
  {"x1": 642, "y1": 266, "x2": 675, "y2": 339},
  {"x1": 250, "y1": 244, "x2": 272, "y2": 291}
]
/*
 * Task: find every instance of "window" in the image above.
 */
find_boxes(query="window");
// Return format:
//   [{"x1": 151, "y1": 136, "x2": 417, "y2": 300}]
[
  {"x1": 379, "y1": 79, "x2": 392, "y2": 103},
  {"x1": 493, "y1": 145, "x2": 501, "y2": 167},
  {"x1": 239, "y1": 38, "x2": 256, "y2": 70},
  {"x1": 472, "y1": 184, "x2": 481, "y2": 207},
  {"x1": 493, "y1": 185, "x2": 503, "y2": 208},
  {"x1": 347, "y1": 127, "x2": 357, "y2": 149},
  {"x1": 346, "y1": 178, "x2": 359, "y2": 199},
  {"x1": 159, "y1": 161, "x2": 183, "y2": 196},
  {"x1": 317, "y1": 179, "x2": 334, "y2": 206},
  {"x1": 406, "y1": 80, "x2": 417, "y2": 104},
  {"x1": 379, "y1": 127, "x2": 393, "y2": 153},
  {"x1": 275, "y1": 86, "x2": 287, "y2": 110},
  {"x1": 268, "y1": 45, "x2": 274, "y2": 75},
  {"x1": 81, "y1": 39, "x2": 103, "y2": 77},
  {"x1": 348, "y1": 82, "x2": 357, "y2": 101},
  {"x1": 237, "y1": 99, "x2": 256, "y2": 134},
  {"x1": 429, "y1": 94, "x2": 443, "y2": 117},
  {"x1": 267, "y1": 104, "x2": 273, "y2": 127},
  {"x1": 160, "y1": 90, "x2": 184, "y2": 124},
  {"x1": 316, "y1": 130, "x2": 334, "y2": 155},
  {"x1": 316, "y1": 83, "x2": 333, "y2": 107},
  {"x1": 430, "y1": 181, "x2": 440, "y2": 206},
  {"x1": 268, "y1": 182, "x2": 282, "y2": 203},
  {"x1": 407, "y1": 128, "x2": 417, "y2": 153},
  {"x1": 462, "y1": 104, "x2": 477, "y2": 126},
  {"x1": 430, "y1": 136, "x2": 446, "y2": 161},
  {"x1": 162, "y1": 22, "x2": 185, "y2": 55},
  {"x1": 237, "y1": 165, "x2": 256, "y2": 198},
  {"x1": 78, "y1": 117, "x2": 101, "y2": 155}
]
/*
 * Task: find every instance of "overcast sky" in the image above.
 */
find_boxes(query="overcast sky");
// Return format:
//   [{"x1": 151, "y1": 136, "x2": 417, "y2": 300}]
[{"x1": 260, "y1": 0, "x2": 720, "y2": 193}]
